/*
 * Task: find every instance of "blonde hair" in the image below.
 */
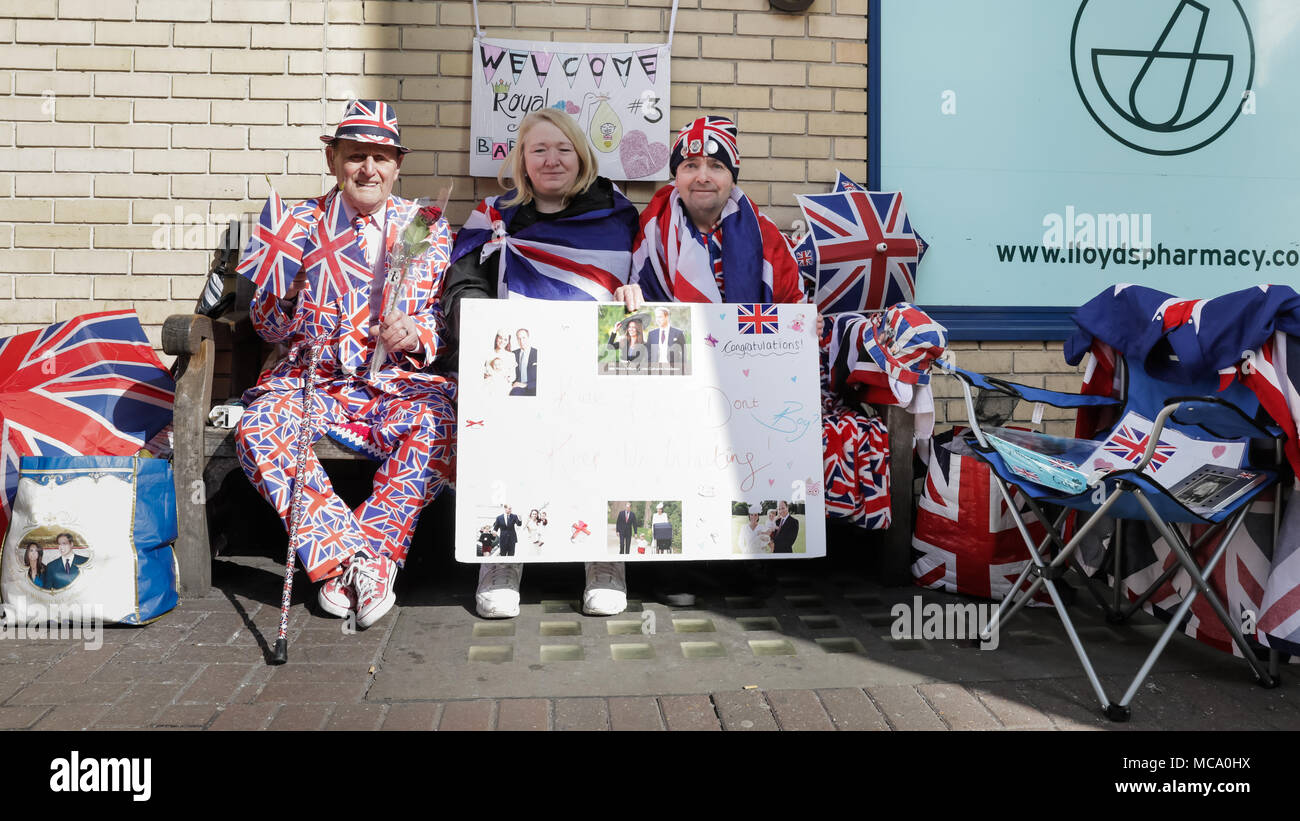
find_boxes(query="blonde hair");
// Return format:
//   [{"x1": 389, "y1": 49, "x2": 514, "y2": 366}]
[{"x1": 497, "y1": 109, "x2": 599, "y2": 209}]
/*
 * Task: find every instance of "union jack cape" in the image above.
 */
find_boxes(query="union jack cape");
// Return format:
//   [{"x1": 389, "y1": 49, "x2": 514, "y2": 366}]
[
  {"x1": 448, "y1": 183, "x2": 639, "y2": 302},
  {"x1": 631, "y1": 184, "x2": 804, "y2": 305}
]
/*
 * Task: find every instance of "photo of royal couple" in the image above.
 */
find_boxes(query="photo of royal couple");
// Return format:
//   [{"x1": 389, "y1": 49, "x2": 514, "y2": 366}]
[
  {"x1": 596, "y1": 305, "x2": 692, "y2": 376},
  {"x1": 730, "y1": 500, "x2": 806, "y2": 555},
  {"x1": 478, "y1": 504, "x2": 549, "y2": 558},
  {"x1": 481, "y1": 326, "x2": 539, "y2": 396},
  {"x1": 607, "y1": 500, "x2": 682, "y2": 555}
]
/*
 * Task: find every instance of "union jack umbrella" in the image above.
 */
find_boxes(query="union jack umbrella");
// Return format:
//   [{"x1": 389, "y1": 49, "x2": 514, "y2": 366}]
[
  {"x1": 796, "y1": 189, "x2": 928, "y2": 314},
  {"x1": 235, "y1": 188, "x2": 307, "y2": 300},
  {"x1": 0, "y1": 310, "x2": 175, "y2": 535}
]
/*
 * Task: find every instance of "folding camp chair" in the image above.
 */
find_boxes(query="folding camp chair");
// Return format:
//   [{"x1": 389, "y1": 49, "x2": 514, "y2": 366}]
[{"x1": 936, "y1": 347, "x2": 1285, "y2": 722}]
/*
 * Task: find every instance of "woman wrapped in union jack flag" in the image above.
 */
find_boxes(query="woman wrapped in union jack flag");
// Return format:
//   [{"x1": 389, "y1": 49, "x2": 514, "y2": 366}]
[{"x1": 442, "y1": 108, "x2": 642, "y2": 620}]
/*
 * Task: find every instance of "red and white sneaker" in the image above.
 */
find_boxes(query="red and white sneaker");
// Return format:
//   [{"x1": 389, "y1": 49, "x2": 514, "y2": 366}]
[
  {"x1": 317, "y1": 565, "x2": 356, "y2": 618},
  {"x1": 352, "y1": 555, "x2": 397, "y2": 629}
]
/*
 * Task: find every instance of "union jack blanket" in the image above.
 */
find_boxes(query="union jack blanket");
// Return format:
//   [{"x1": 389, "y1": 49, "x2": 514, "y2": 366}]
[
  {"x1": 448, "y1": 185, "x2": 639, "y2": 302},
  {"x1": 631, "y1": 184, "x2": 804, "y2": 304}
]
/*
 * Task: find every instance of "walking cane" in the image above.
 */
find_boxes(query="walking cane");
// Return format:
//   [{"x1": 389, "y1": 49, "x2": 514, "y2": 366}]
[{"x1": 270, "y1": 340, "x2": 322, "y2": 665}]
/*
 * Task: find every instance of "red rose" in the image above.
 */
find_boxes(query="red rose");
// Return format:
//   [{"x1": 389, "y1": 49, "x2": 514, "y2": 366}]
[{"x1": 418, "y1": 205, "x2": 442, "y2": 223}]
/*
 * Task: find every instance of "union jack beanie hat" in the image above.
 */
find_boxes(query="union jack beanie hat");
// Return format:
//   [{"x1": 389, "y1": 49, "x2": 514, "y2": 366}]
[
  {"x1": 320, "y1": 99, "x2": 409, "y2": 154},
  {"x1": 669, "y1": 115, "x2": 739, "y2": 181}
]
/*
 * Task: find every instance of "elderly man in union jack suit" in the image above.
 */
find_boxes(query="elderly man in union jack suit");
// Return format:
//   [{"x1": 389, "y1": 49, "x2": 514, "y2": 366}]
[
  {"x1": 235, "y1": 100, "x2": 455, "y2": 629},
  {"x1": 631, "y1": 115, "x2": 805, "y2": 305}
]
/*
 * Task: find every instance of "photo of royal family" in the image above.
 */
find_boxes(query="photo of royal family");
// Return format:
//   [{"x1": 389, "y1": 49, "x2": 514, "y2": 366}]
[
  {"x1": 12, "y1": 528, "x2": 92, "y2": 591},
  {"x1": 606, "y1": 500, "x2": 682, "y2": 555},
  {"x1": 596, "y1": 305, "x2": 692, "y2": 376},
  {"x1": 477, "y1": 503, "x2": 550, "y2": 558},
  {"x1": 481, "y1": 326, "x2": 539, "y2": 397},
  {"x1": 730, "y1": 500, "x2": 806, "y2": 555}
]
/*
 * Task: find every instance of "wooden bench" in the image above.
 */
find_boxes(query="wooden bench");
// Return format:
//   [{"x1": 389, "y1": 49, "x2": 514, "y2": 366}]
[{"x1": 164, "y1": 274, "x2": 916, "y2": 597}]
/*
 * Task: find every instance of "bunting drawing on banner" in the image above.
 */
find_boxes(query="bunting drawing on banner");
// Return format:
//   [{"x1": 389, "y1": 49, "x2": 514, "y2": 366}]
[
  {"x1": 480, "y1": 43, "x2": 505, "y2": 83},
  {"x1": 531, "y1": 51, "x2": 553, "y2": 85},
  {"x1": 636, "y1": 49, "x2": 659, "y2": 84},
  {"x1": 587, "y1": 53, "x2": 607, "y2": 88},
  {"x1": 508, "y1": 50, "x2": 528, "y2": 84},
  {"x1": 471, "y1": 36, "x2": 673, "y2": 181},
  {"x1": 612, "y1": 54, "x2": 634, "y2": 87}
]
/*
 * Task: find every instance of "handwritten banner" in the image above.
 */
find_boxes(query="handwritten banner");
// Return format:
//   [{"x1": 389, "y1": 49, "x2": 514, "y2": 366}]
[
  {"x1": 455, "y1": 301, "x2": 826, "y2": 563},
  {"x1": 469, "y1": 36, "x2": 672, "y2": 181}
]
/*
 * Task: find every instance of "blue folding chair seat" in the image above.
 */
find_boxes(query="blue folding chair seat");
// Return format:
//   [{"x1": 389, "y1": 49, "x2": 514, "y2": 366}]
[{"x1": 937, "y1": 338, "x2": 1286, "y2": 721}]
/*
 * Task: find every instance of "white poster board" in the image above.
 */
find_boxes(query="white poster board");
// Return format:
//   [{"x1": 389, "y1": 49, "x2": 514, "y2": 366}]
[
  {"x1": 469, "y1": 36, "x2": 672, "y2": 181},
  {"x1": 455, "y1": 301, "x2": 826, "y2": 563}
]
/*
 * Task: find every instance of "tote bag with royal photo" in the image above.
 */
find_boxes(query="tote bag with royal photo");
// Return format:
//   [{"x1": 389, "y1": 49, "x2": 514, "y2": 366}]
[{"x1": 1, "y1": 456, "x2": 179, "y2": 624}]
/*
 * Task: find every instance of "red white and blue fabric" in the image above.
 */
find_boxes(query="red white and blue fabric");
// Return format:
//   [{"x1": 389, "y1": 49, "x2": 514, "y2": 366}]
[
  {"x1": 1074, "y1": 494, "x2": 1279, "y2": 657},
  {"x1": 788, "y1": 231, "x2": 818, "y2": 301},
  {"x1": 449, "y1": 189, "x2": 638, "y2": 302},
  {"x1": 833, "y1": 169, "x2": 866, "y2": 192},
  {"x1": 796, "y1": 189, "x2": 927, "y2": 314},
  {"x1": 669, "y1": 115, "x2": 739, "y2": 178},
  {"x1": 631, "y1": 184, "x2": 804, "y2": 305},
  {"x1": 0, "y1": 310, "x2": 174, "y2": 536},
  {"x1": 238, "y1": 188, "x2": 455, "y2": 582},
  {"x1": 822, "y1": 408, "x2": 890, "y2": 529},
  {"x1": 911, "y1": 428, "x2": 1050, "y2": 602},
  {"x1": 827, "y1": 305, "x2": 947, "y2": 415},
  {"x1": 235, "y1": 188, "x2": 307, "y2": 300},
  {"x1": 321, "y1": 99, "x2": 406, "y2": 151},
  {"x1": 1064, "y1": 284, "x2": 1300, "y2": 657},
  {"x1": 299, "y1": 192, "x2": 370, "y2": 306}
]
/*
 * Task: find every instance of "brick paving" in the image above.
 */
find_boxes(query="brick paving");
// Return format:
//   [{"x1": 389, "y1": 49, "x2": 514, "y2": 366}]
[{"x1": 0, "y1": 555, "x2": 1295, "y2": 732}]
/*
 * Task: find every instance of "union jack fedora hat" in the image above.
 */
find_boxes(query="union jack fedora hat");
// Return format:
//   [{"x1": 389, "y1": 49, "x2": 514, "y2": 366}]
[{"x1": 320, "y1": 99, "x2": 409, "y2": 153}]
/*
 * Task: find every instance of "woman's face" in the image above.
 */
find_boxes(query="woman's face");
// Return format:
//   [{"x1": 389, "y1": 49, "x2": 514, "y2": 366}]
[
  {"x1": 25, "y1": 544, "x2": 39, "y2": 566},
  {"x1": 523, "y1": 119, "x2": 579, "y2": 204},
  {"x1": 627, "y1": 321, "x2": 642, "y2": 341},
  {"x1": 495, "y1": 333, "x2": 508, "y2": 350}
]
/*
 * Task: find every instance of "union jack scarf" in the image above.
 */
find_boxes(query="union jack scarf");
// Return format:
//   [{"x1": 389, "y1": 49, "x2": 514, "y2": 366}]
[
  {"x1": 631, "y1": 184, "x2": 803, "y2": 304},
  {"x1": 448, "y1": 186, "x2": 638, "y2": 302}
]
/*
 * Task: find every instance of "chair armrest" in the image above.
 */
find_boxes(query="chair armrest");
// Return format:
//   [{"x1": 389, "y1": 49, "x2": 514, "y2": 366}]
[
  {"x1": 942, "y1": 364, "x2": 1121, "y2": 409},
  {"x1": 163, "y1": 313, "x2": 214, "y2": 357}
]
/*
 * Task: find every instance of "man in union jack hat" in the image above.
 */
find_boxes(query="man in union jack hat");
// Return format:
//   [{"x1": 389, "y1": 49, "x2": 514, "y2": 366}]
[
  {"x1": 234, "y1": 100, "x2": 456, "y2": 630},
  {"x1": 631, "y1": 115, "x2": 805, "y2": 305}
]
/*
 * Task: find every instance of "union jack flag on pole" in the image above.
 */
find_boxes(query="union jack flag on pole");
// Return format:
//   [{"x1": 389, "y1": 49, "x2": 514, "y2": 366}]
[
  {"x1": 236, "y1": 189, "x2": 307, "y2": 300},
  {"x1": 300, "y1": 193, "x2": 369, "y2": 305},
  {"x1": 0, "y1": 310, "x2": 175, "y2": 535},
  {"x1": 796, "y1": 189, "x2": 927, "y2": 314}
]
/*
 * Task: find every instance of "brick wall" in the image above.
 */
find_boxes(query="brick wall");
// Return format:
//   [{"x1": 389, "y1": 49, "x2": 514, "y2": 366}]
[
  {"x1": 0, "y1": 0, "x2": 870, "y2": 350},
  {"x1": 932, "y1": 340, "x2": 1090, "y2": 439}
]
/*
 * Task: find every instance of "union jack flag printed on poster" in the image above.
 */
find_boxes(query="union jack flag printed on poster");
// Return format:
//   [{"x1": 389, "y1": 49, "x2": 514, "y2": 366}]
[
  {"x1": 1099, "y1": 421, "x2": 1176, "y2": 470},
  {"x1": 796, "y1": 189, "x2": 927, "y2": 314},
  {"x1": 0, "y1": 311, "x2": 175, "y2": 535},
  {"x1": 236, "y1": 189, "x2": 307, "y2": 300},
  {"x1": 737, "y1": 304, "x2": 779, "y2": 335}
]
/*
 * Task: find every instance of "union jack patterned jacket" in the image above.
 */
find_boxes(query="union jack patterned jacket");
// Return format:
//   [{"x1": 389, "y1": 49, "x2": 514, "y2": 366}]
[{"x1": 246, "y1": 188, "x2": 453, "y2": 400}]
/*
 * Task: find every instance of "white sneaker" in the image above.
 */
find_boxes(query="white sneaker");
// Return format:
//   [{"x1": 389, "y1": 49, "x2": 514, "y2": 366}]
[
  {"x1": 583, "y1": 561, "x2": 627, "y2": 616},
  {"x1": 476, "y1": 563, "x2": 523, "y2": 618},
  {"x1": 351, "y1": 555, "x2": 397, "y2": 629}
]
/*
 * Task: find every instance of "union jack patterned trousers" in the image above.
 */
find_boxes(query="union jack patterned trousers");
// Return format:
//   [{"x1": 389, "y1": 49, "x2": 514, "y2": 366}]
[{"x1": 235, "y1": 380, "x2": 456, "y2": 583}]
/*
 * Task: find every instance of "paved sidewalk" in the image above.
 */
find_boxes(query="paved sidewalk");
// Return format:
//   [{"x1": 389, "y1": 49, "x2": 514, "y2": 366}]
[{"x1": 2, "y1": 551, "x2": 1297, "y2": 731}]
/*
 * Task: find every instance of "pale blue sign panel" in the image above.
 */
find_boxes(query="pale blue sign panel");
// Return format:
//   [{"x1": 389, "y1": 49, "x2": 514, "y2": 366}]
[{"x1": 875, "y1": 0, "x2": 1300, "y2": 315}]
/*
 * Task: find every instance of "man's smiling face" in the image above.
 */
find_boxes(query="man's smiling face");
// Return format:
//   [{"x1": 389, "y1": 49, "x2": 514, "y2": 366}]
[{"x1": 326, "y1": 139, "x2": 402, "y2": 216}]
